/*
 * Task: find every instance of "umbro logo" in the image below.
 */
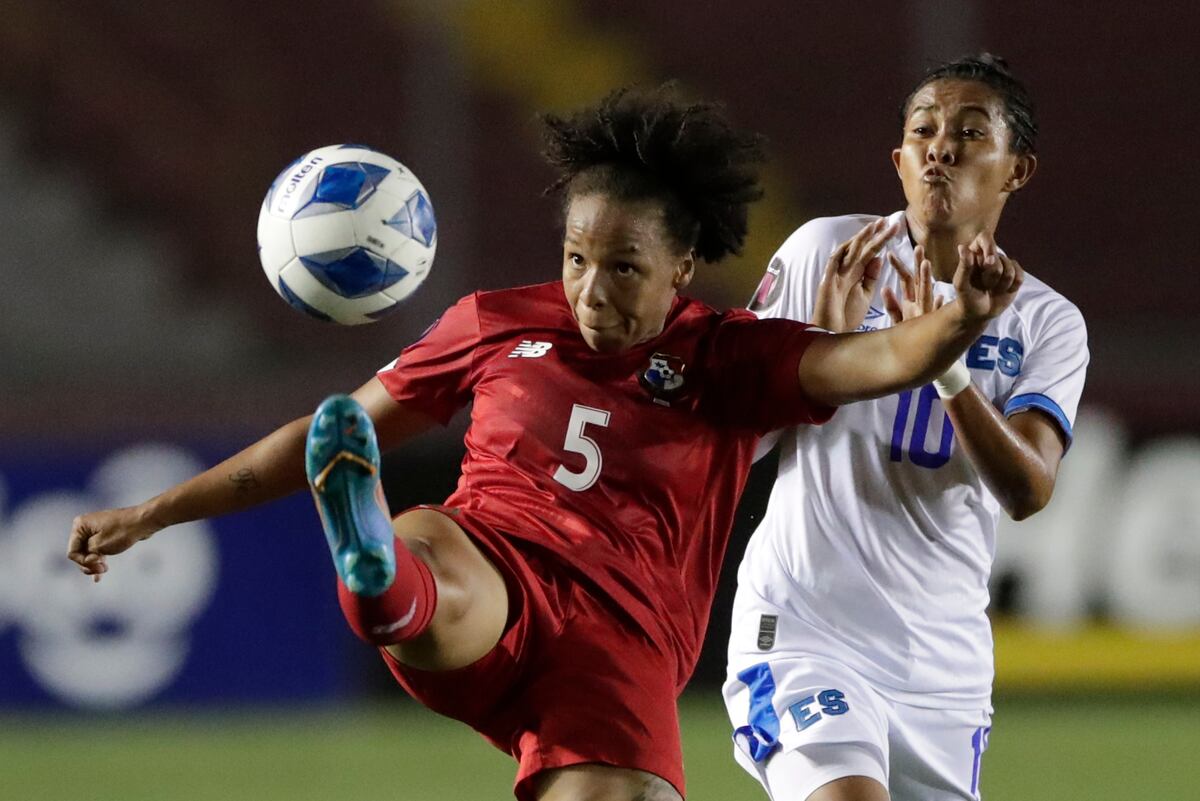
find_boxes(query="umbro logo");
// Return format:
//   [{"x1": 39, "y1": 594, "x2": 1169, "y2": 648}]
[
  {"x1": 856, "y1": 305, "x2": 885, "y2": 332},
  {"x1": 508, "y1": 340, "x2": 553, "y2": 358}
]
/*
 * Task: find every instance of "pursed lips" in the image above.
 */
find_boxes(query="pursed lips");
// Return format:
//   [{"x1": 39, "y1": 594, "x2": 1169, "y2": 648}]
[{"x1": 922, "y1": 168, "x2": 951, "y2": 184}]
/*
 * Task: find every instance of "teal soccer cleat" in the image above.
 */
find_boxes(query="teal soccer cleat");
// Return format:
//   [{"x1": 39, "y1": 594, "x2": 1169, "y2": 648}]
[{"x1": 306, "y1": 394, "x2": 396, "y2": 597}]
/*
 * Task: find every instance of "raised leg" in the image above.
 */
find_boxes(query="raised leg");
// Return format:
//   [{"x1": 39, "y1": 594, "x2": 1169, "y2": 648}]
[{"x1": 307, "y1": 395, "x2": 507, "y2": 671}]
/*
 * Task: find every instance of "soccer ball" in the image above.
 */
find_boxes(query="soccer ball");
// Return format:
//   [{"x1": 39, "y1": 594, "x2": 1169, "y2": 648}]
[{"x1": 256, "y1": 144, "x2": 437, "y2": 324}]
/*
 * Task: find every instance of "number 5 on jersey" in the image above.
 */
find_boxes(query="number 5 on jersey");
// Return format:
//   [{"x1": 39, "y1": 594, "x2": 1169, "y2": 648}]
[{"x1": 553, "y1": 404, "x2": 611, "y2": 491}]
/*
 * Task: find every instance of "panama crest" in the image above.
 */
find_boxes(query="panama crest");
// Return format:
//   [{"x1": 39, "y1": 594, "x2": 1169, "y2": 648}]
[{"x1": 639, "y1": 352, "x2": 686, "y2": 403}]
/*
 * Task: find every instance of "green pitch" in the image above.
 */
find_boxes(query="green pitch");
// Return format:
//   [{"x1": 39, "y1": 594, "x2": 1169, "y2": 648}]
[{"x1": 1, "y1": 693, "x2": 1195, "y2": 800}]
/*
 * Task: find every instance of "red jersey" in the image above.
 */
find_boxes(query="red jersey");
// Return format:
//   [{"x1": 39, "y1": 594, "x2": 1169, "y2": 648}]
[{"x1": 377, "y1": 281, "x2": 832, "y2": 686}]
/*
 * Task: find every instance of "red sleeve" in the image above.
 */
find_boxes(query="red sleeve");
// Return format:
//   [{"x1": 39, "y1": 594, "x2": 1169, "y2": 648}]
[
  {"x1": 375, "y1": 293, "x2": 481, "y2": 425},
  {"x1": 704, "y1": 312, "x2": 836, "y2": 431}
]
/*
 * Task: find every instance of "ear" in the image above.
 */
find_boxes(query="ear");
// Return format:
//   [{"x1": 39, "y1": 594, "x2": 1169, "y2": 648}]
[
  {"x1": 1005, "y1": 153, "x2": 1037, "y2": 193},
  {"x1": 891, "y1": 147, "x2": 903, "y2": 176},
  {"x1": 673, "y1": 251, "x2": 696, "y2": 290}
]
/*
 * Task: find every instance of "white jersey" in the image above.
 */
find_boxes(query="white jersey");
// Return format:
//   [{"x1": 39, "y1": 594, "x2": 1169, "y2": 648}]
[{"x1": 734, "y1": 210, "x2": 1089, "y2": 708}]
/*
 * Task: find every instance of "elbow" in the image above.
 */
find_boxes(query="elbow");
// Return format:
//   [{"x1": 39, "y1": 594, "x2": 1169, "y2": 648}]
[
  {"x1": 1007, "y1": 501, "x2": 1041, "y2": 522},
  {"x1": 1005, "y1": 484, "x2": 1053, "y2": 522}
]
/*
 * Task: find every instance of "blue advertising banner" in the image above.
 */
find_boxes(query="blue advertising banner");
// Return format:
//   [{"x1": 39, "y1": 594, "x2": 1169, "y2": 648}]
[{"x1": 0, "y1": 440, "x2": 359, "y2": 709}]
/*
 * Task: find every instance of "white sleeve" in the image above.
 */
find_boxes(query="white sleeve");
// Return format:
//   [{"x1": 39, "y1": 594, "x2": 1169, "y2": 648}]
[
  {"x1": 747, "y1": 218, "x2": 854, "y2": 462},
  {"x1": 1002, "y1": 299, "x2": 1089, "y2": 449},
  {"x1": 748, "y1": 218, "x2": 849, "y2": 323}
]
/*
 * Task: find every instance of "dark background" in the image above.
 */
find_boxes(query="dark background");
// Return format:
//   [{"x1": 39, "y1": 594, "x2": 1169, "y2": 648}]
[{"x1": 0, "y1": 0, "x2": 1195, "y2": 694}]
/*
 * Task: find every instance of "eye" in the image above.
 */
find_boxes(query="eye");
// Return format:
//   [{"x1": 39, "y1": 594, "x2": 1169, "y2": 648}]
[
  {"x1": 615, "y1": 262, "x2": 636, "y2": 276},
  {"x1": 911, "y1": 125, "x2": 933, "y2": 137},
  {"x1": 567, "y1": 253, "x2": 585, "y2": 267},
  {"x1": 962, "y1": 128, "x2": 985, "y2": 139}
]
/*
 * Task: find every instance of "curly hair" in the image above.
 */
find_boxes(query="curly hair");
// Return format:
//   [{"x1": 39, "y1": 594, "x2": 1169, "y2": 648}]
[
  {"x1": 901, "y1": 53, "x2": 1038, "y2": 155},
  {"x1": 541, "y1": 84, "x2": 765, "y2": 263}
]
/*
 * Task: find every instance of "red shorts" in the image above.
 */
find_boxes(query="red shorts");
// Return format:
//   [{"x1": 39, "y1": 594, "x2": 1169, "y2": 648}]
[{"x1": 380, "y1": 506, "x2": 685, "y2": 800}]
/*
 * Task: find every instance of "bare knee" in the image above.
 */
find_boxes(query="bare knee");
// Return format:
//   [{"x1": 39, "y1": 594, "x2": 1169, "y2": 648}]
[
  {"x1": 384, "y1": 508, "x2": 508, "y2": 671},
  {"x1": 804, "y1": 776, "x2": 889, "y2": 801},
  {"x1": 535, "y1": 764, "x2": 681, "y2": 801},
  {"x1": 394, "y1": 510, "x2": 495, "y2": 622}
]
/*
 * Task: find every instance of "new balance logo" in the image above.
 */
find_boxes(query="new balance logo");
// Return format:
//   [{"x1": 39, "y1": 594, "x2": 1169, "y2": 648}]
[{"x1": 508, "y1": 340, "x2": 553, "y2": 358}]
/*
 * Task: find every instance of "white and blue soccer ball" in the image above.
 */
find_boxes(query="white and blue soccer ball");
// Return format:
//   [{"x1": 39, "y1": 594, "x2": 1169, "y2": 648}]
[{"x1": 256, "y1": 144, "x2": 437, "y2": 324}]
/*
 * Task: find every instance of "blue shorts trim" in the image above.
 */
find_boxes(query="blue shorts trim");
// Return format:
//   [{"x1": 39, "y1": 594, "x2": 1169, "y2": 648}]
[{"x1": 733, "y1": 662, "x2": 783, "y2": 763}]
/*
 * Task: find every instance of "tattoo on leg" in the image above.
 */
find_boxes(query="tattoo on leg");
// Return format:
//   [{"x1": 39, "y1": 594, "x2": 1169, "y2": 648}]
[{"x1": 228, "y1": 467, "x2": 261, "y2": 494}]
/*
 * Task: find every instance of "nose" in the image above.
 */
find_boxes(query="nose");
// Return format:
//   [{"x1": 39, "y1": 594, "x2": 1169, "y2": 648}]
[
  {"x1": 577, "y1": 266, "x2": 609, "y2": 309},
  {"x1": 926, "y1": 133, "x2": 955, "y2": 165}
]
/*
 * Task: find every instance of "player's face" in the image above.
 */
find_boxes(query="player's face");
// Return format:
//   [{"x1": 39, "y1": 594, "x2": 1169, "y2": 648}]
[
  {"x1": 892, "y1": 79, "x2": 1036, "y2": 232},
  {"x1": 562, "y1": 193, "x2": 694, "y2": 353}
]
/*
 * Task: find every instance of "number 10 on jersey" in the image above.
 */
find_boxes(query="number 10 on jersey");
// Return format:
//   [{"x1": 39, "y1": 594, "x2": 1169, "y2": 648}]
[{"x1": 889, "y1": 385, "x2": 955, "y2": 469}]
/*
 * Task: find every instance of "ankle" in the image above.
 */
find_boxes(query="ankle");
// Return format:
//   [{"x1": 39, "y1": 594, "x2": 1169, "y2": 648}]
[{"x1": 338, "y1": 543, "x2": 438, "y2": 644}]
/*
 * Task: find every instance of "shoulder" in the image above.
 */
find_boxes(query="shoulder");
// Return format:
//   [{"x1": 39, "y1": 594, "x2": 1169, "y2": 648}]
[
  {"x1": 675, "y1": 294, "x2": 723, "y2": 319},
  {"x1": 470, "y1": 281, "x2": 572, "y2": 328},
  {"x1": 750, "y1": 213, "x2": 891, "y2": 316},
  {"x1": 662, "y1": 294, "x2": 727, "y2": 336},
  {"x1": 775, "y1": 213, "x2": 885, "y2": 263},
  {"x1": 706, "y1": 304, "x2": 822, "y2": 340},
  {"x1": 1011, "y1": 271, "x2": 1087, "y2": 338},
  {"x1": 473, "y1": 280, "x2": 565, "y2": 310},
  {"x1": 663, "y1": 297, "x2": 764, "y2": 343}
]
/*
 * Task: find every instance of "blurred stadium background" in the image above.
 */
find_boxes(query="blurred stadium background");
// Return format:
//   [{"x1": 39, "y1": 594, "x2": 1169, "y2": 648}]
[{"x1": 1, "y1": 1, "x2": 1197, "y2": 799}]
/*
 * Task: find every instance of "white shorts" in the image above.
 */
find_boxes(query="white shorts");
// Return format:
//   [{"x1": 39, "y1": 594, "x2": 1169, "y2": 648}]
[{"x1": 723, "y1": 653, "x2": 992, "y2": 801}]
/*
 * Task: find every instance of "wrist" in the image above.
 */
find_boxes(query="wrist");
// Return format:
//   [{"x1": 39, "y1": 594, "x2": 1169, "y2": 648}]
[
  {"x1": 934, "y1": 360, "x2": 971, "y2": 398},
  {"x1": 810, "y1": 304, "x2": 846, "y2": 334},
  {"x1": 138, "y1": 496, "x2": 172, "y2": 532},
  {"x1": 950, "y1": 297, "x2": 995, "y2": 330},
  {"x1": 814, "y1": 317, "x2": 848, "y2": 334}
]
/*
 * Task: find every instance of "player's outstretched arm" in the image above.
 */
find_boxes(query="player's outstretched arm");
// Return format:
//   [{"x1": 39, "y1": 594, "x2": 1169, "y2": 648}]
[
  {"x1": 798, "y1": 244, "x2": 1022, "y2": 406},
  {"x1": 67, "y1": 377, "x2": 434, "y2": 581}
]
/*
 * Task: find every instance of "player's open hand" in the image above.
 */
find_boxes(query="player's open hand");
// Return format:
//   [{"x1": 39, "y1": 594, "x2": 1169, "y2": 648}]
[
  {"x1": 812, "y1": 218, "x2": 898, "y2": 332},
  {"x1": 67, "y1": 506, "x2": 159, "y2": 582},
  {"x1": 883, "y1": 245, "x2": 944, "y2": 323},
  {"x1": 953, "y1": 233, "x2": 1022, "y2": 321}
]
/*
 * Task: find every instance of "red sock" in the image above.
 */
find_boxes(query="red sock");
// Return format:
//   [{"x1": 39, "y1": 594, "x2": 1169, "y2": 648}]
[{"x1": 337, "y1": 539, "x2": 437, "y2": 645}]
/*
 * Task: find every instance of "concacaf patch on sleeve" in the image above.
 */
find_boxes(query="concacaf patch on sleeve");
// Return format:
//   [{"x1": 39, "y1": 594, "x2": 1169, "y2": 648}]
[{"x1": 748, "y1": 257, "x2": 785, "y2": 311}]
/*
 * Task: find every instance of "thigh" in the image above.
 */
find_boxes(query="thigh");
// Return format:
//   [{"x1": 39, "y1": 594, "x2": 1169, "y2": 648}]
[
  {"x1": 376, "y1": 520, "x2": 558, "y2": 757},
  {"x1": 534, "y1": 764, "x2": 681, "y2": 801},
  {"x1": 379, "y1": 529, "x2": 687, "y2": 801},
  {"x1": 724, "y1": 654, "x2": 891, "y2": 797},
  {"x1": 513, "y1": 586, "x2": 686, "y2": 800},
  {"x1": 385, "y1": 506, "x2": 510, "y2": 671},
  {"x1": 887, "y1": 704, "x2": 992, "y2": 801},
  {"x1": 767, "y1": 744, "x2": 889, "y2": 801}
]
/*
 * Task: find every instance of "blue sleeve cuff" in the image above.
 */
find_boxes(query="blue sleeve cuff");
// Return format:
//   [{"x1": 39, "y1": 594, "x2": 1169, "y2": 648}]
[{"x1": 1004, "y1": 393, "x2": 1074, "y2": 451}]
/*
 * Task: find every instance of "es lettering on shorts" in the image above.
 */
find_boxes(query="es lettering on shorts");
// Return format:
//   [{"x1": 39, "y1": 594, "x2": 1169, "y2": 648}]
[{"x1": 787, "y1": 689, "x2": 850, "y2": 731}]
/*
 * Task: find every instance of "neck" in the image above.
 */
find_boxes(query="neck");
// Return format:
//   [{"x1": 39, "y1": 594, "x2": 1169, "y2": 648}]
[{"x1": 904, "y1": 210, "x2": 996, "y2": 283}]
